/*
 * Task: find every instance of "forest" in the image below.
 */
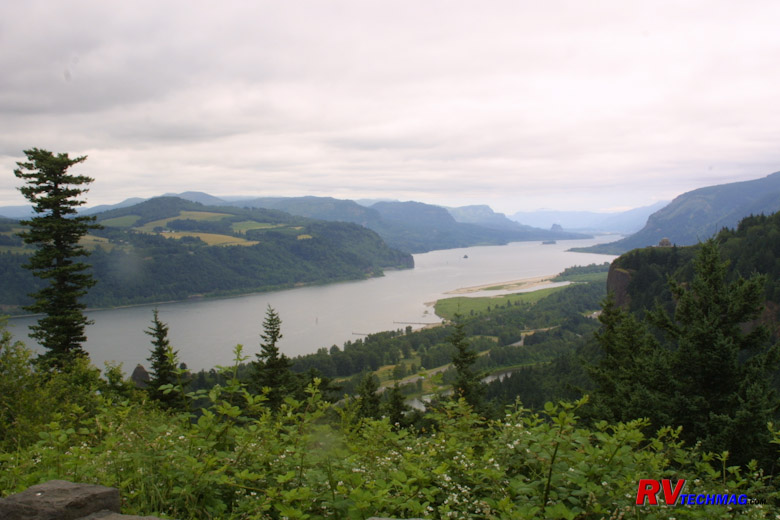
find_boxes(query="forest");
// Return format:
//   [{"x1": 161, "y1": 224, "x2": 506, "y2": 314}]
[{"x1": 0, "y1": 197, "x2": 413, "y2": 311}]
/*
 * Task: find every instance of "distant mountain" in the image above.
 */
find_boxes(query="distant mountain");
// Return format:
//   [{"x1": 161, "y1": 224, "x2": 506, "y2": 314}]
[
  {"x1": 162, "y1": 191, "x2": 227, "y2": 206},
  {"x1": 0, "y1": 205, "x2": 33, "y2": 219},
  {"x1": 82, "y1": 197, "x2": 147, "y2": 216},
  {"x1": 510, "y1": 201, "x2": 668, "y2": 234},
  {"x1": 369, "y1": 201, "x2": 587, "y2": 252},
  {"x1": 577, "y1": 171, "x2": 780, "y2": 254},
  {"x1": 447, "y1": 205, "x2": 526, "y2": 231},
  {"x1": 230, "y1": 196, "x2": 382, "y2": 227},
  {"x1": 223, "y1": 196, "x2": 588, "y2": 253}
]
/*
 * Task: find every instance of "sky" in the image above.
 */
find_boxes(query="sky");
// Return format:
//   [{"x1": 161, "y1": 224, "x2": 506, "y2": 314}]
[{"x1": 1, "y1": 1, "x2": 780, "y2": 215}]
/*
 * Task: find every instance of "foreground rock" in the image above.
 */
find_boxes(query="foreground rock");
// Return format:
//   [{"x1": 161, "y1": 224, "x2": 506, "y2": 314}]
[{"x1": 0, "y1": 480, "x2": 162, "y2": 520}]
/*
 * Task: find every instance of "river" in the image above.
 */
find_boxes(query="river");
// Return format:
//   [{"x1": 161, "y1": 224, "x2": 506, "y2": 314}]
[{"x1": 7, "y1": 237, "x2": 617, "y2": 372}]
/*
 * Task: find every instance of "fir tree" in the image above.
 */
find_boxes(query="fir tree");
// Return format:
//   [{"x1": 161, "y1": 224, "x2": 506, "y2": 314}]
[
  {"x1": 13, "y1": 148, "x2": 100, "y2": 365},
  {"x1": 449, "y1": 315, "x2": 483, "y2": 409},
  {"x1": 145, "y1": 309, "x2": 182, "y2": 408},
  {"x1": 588, "y1": 292, "x2": 670, "y2": 426},
  {"x1": 356, "y1": 372, "x2": 381, "y2": 420},
  {"x1": 252, "y1": 305, "x2": 295, "y2": 411},
  {"x1": 651, "y1": 239, "x2": 779, "y2": 465},
  {"x1": 382, "y1": 383, "x2": 409, "y2": 427},
  {"x1": 593, "y1": 240, "x2": 779, "y2": 466}
]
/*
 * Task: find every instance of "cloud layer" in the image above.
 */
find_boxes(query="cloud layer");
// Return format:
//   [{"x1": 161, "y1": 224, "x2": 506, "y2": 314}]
[{"x1": 2, "y1": 0, "x2": 779, "y2": 213}]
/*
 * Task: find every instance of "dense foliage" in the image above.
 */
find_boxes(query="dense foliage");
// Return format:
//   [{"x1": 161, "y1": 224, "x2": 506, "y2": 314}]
[
  {"x1": 2, "y1": 333, "x2": 778, "y2": 519},
  {"x1": 609, "y1": 211, "x2": 780, "y2": 322}
]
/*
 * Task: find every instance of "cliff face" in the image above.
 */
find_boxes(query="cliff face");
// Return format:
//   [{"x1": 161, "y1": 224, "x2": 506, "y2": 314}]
[{"x1": 606, "y1": 263, "x2": 632, "y2": 308}]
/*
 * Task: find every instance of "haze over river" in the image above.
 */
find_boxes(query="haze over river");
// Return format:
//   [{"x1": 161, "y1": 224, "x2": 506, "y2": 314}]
[{"x1": 9, "y1": 237, "x2": 617, "y2": 372}]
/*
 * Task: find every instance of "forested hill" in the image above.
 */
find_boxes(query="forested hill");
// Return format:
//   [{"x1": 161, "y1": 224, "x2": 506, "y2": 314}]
[
  {"x1": 0, "y1": 197, "x2": 413, "y2": 311},
  {"x1": 227, "y1": 196, "x2": 588, "y2": 253},
  {"x1": 606, "y1": 210, "x2": 780, "y2": 325},
  {"x1": 575, "y1": 170, "x2": 780, "y2": 254}
]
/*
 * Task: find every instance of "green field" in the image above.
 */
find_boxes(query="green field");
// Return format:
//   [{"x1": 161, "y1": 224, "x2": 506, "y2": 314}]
[
  {"x1": 79, "y1": 234, "x2": 115, "y2": 251},
  {"x1": 167, "y1": 232, "x2": 259, "y2": 246},
  {"x1": 434, "y1": 285, "x2": 568, "y2": 320},
  {"x1": 230, "y1": 220, "x2": 283, "y2": 233},
  {"x1": 551, "y1": 271, "x2": 608, "y2": 283},
  {"x1": 136, "y1": 211, "x2": 233, "y2": 232},
  {"x1": 101, "y1": 215, "x2": 141, "y2": 228}
]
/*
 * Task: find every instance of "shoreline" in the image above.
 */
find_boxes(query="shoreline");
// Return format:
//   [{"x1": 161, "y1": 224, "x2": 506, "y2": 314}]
[{"x1": 443, "y1": 275, "x2": 556, "y2": 295}]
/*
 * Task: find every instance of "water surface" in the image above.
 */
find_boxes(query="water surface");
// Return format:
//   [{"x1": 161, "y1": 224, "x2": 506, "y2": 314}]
[{"x1": 8, "y1": 237, "x2": 616, "y2": 372}]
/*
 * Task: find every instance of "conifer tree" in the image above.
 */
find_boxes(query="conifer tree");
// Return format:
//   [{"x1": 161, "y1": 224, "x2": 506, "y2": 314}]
[
  {"x1": 252, "y1": 305, "x2": 295, "y2": 411},
  {"x1": 650, "y1": 239, "x2": 779, "y2": 465},
  {"x1": 589, "y1": 293, "x2": 670, "y2": 426},
  {"x1": 449, "y1": 315, "x2": 483, "y2": 408},
  {"x1": 382, "y1": 383, "x2": 409, "y2": 427},
  {"x1": 593, "y1": 240, "x2": 779, "y2": 466},
  {"x1": 13, "y1": 148, "x2": 100, "y2": 365},
  {"x1": 356, "y1": 372, "x2": 381, "y2": 420},
  {"x1": 145, "y1": 309, "x2": 182, "y2": 408}
]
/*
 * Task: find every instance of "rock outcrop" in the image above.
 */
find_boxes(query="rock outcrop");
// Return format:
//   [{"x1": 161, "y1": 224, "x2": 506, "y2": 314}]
[{"x1": 0, "y1": 480, "x2": 162, "y2": 520}]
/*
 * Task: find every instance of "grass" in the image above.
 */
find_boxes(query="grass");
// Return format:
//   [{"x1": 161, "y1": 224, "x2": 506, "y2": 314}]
[
  {"x1": 230, "y1": 220, "x2": 283, "y2": 233},
  {"x1": 136, "y1": 211, "x2": 233, "y2": 232},
  {"x1": 101, "y1": 215, "x2": 141, "y2": 228},
  {"x1": 551, "y1": 272, "x2": 609, "y2": 284},
  {"x1": 434, "y1": 285, "x2": 568, "y2": 320},
  {"x1": 166, "y1": 232, "x2": 259, "y2": 246},
  {"x1": 79, "y1": 235, "x2": 115, "y2": 251},
  {"x1": 178, "y1": 211, "x2": 233, "y2": 221}
]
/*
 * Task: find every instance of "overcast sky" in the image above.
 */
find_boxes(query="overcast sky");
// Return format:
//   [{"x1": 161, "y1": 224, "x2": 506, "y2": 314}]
[{"x1": 1, "y1": 1, "x2": 779, "y2": 214}]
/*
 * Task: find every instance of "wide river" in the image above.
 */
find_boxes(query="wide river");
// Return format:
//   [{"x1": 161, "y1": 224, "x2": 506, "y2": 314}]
[{"x1": 8, "y1": 237, "x2": 617, "y2": 372}]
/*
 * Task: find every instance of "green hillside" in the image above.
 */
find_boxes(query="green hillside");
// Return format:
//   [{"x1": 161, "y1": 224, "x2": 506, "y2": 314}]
[
  {"x1": 0, "y1": 197, "x2": 413, "y2": 311},
  {"x1": 575, "y1": 171, "x2": 780, "y2": 254},
  {"x1": 230, "y1": 196, "x2": 589, "y2": 253},
  {"x1": 606, "y1": 210, "x2": 780, "y2": 325}
]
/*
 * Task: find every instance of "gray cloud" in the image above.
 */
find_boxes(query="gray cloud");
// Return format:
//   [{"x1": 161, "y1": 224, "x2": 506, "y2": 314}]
[{"x1": 2, "y1": 0, "x2": 780, "y2": 214}]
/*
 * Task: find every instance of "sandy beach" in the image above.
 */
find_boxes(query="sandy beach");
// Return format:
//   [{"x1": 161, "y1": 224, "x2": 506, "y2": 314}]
[{"x1": 444, "y1": 275, "x2": 555, "y2": 295}]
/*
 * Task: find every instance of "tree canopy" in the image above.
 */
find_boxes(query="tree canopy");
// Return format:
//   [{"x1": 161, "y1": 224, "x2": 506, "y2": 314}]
[{"x1": 13, "y1": 148, "x2": 100, "y2": 365}]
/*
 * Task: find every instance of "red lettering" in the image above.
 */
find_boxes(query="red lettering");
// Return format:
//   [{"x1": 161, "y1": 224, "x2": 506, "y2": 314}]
[
  {"x1": 636, "y1": 479, "x2": 661, "y2": 505},
  {"x1": 662, "y1": 479, "x2": 686, "y2": 505}
]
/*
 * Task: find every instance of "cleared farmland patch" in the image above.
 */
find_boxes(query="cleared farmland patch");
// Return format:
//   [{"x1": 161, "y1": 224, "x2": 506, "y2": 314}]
[
  {"x1": 231, "y1": 220, "x2": 284, "y2": 233},
  {"x1": 136, "y1": 211, "x2": 233, "y2": 232},
  {"x1": 167, "y1": 232, "x2": 259, "y2": 246},
  {"x1": 102, "y1": 215, "x2": 141, "y2": 227}
]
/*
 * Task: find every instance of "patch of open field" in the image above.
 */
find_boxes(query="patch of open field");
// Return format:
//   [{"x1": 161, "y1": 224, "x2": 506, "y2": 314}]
[
  {"x1": 101, "y1": 215, "x2": 141, "y2": 228},
  {"x1": 79, "y1": 234, "x2": 115, "y2": 251},
  {"x1": 166, "y1": 232, "x2": 259, "y2": 246},
  {"x1": 434, "y1": 285, "x2": 568, "y2": 320},
  {"x1": 230, "y1": 220, "x2": 284, "y2": 233},
  {"x1": 136, "y1": 211, "x2": 233, "y2": 232}
]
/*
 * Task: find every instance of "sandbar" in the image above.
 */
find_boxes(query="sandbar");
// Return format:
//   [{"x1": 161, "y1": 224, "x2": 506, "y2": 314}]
[{"x1": 444, "y1": 275, "x2": 555, "y2": 295}]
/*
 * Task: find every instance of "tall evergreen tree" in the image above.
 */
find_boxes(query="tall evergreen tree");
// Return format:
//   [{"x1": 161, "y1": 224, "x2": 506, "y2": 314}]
[
  {"x1": 382, "y1": 383, "x2": 409, "y2": 427},
  {"x1": 145, "y1": 309, "x2": 183, "y2": 409},
  {"x1": 593, "y1": 240, "x2": 779, "y2": 466},
  {"x1": 449, "y1": 315, "x2": 483, "y2": 409},
  {"x1": 13, "y1": 148, "x2": 100, "y2": 365},
  {"x1": 651, "y1": 239, "x2": 779, "y2": 465},
  {"x1": 588, "y1": 293, "x2": 670, "y2": 426},
  {"x1": 356, "y1": 372, "x2": 381, "y2": 420},
  {"x1": 252, "y1": 305, "x2": 295, "y2": 411}
]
